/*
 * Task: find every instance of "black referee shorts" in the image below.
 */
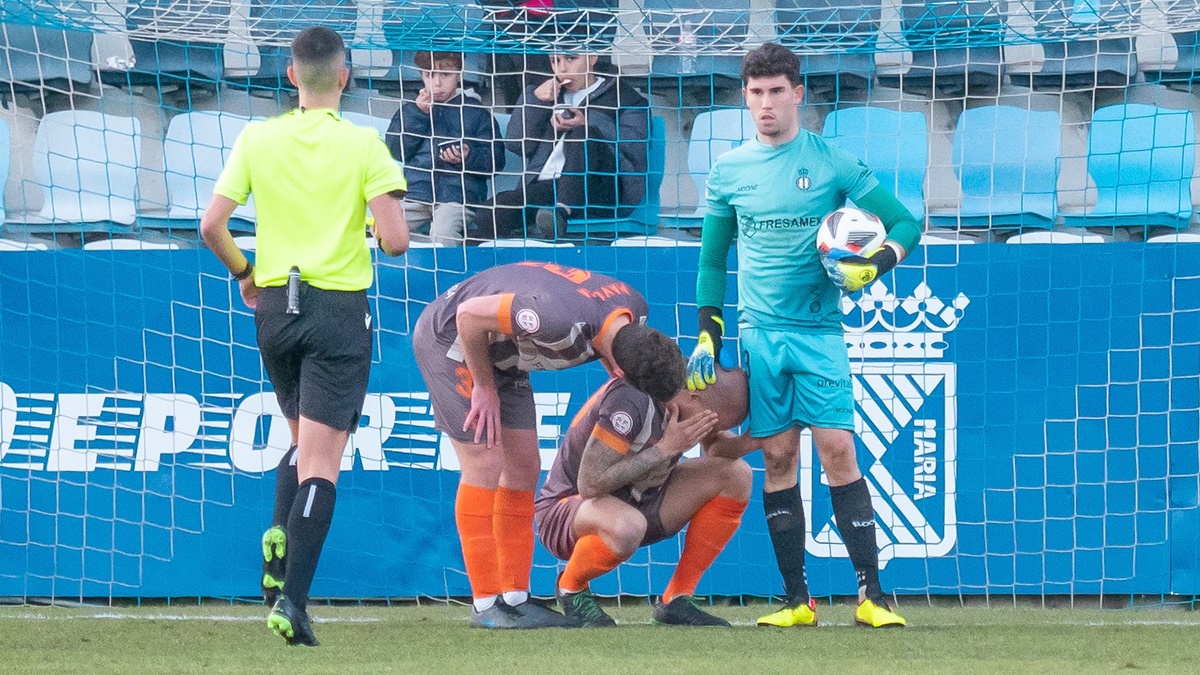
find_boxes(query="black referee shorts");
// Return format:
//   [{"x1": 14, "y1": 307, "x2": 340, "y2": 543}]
[{"x1": 255, "y1": 284, "x2": 373, "y2": 432}]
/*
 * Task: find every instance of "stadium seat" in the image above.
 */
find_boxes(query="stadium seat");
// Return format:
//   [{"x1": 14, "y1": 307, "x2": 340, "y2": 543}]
[
  {"x1": 1146, "y1": 231, "x2": 1200, "y2": 243},
  {"x1": 821, "y1": 106, "x2": 927, "y2": 222},
  {"x1": 1145, "y1": 31, "x2": 1200, "y2": 86},
  {"x1": 0, "y1": 117, "x2": 8, "y2": 224},
  {"x1": 147, "y1": 111, "x2": 257, "y2": 234},
  {"x1": 881, "y1": 0, "x2": 1006, "y2": 97},
  {"x1": 240, "y1": 0, "x2": 356, "y2": 92},
  {"x1": 565, "y1": 115, "x2": 666, "y2": 239},
  {"x1": 491, "y1": 112, "x2": 524, "y2": 196},
  {"x1": 1063, "y1": 103, "x2": 1194, "y2": 231},
  {"x1": 643, "y1": 0, "x2": 750, "y2": 88},
  {"x1": 1017, "y1": 0, "x2": 1139, "y2": 90},
  {"x1": 102, "y1": 0, "x2": 228, "y2": 91},
  {"x1": 1005, "y1": 230, "x2": 1107, "y2": 243},
  {"x1": 340, "y1": 110, "x2": 390, "y2": 137},
  {"x1": 82, "y1": 239, "x2": 182, "y2": 251},
  {"x1": 11, "y1": 111, "x2": 141, "y2": 233},
  {"x1": 930, "y1": 105, "x2": 1061, "y2": 230},
  {"x1": 0, "y1": 238, "x2": 49, "y2": 251},
  {"x1": 0, "y1": 23, "x2": 94, "y2": 94},
  {"x1": 664, "y1": 107, "x2": 755, "y2": 228},
  {"x1": 775, "y1": 0, "x2": 879, "y2": 94},
  {"x1": 477, "y1": 239, "x2": 576, "y2": 248},
  {"x1": 611, "y1": 235, "x2": 702, "y2": 246},
  {"x1": 365, "y1": 0, "x2": 487, "y2": 93}
]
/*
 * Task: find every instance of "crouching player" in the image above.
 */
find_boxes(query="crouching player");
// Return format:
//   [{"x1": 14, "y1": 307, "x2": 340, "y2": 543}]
[{"x1": 536, "y1": 353, "x2": 756, "y2": 627}]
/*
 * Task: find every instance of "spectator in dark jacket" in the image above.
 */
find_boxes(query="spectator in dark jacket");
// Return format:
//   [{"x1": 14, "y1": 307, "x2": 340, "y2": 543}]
[
  {"x1": 386, "y1": 52, "x2": 505, "y2": 246},
  {"x1": 474, "y1": 52, "x2": 649, "y2": 240}
]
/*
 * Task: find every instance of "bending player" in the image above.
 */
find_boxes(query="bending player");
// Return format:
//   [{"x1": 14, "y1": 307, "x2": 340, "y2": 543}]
[
  {"x1": 687, "y1": 43, "x2": 922, "y2": 629},
  {"x1": 413, "y1": 261, "x2": 677, "y2": 629},
  {"x1": 537, "y1": 361, "x2": 755, "y2": 627}
]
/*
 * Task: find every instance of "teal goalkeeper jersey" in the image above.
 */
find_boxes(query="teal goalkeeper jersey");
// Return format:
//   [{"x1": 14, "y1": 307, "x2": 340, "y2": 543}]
[{"x1": 705, "y1": 130, "x2": 879, "y2": 333}]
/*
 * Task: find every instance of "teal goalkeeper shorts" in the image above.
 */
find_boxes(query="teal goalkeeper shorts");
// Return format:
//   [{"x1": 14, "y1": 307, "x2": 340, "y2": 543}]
[{"x1": 740, "y1": 327, "x2": 855, "y2": 437}]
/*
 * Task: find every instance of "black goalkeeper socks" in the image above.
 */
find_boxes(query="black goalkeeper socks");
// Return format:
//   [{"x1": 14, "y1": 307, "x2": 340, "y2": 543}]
[
  {"x1": 272, "y1": 445, "x2": 299, "y2": 528},
  {"x1": 830, "y1": 477, "x2": 883, "y2": 602},
  {"x1": 763, "y1": 485, "x2": 810, "y2": 605},
  {"x1": 283, "y1": 477, "x2": 337, "y2": 610}
]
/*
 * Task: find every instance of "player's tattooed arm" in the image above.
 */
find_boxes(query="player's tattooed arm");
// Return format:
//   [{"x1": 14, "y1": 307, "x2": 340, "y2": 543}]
[{"x1": 577, "y1": 406, "x2": 719, "y2": 499}]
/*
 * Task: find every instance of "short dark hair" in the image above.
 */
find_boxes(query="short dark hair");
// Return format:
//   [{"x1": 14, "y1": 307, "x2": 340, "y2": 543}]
[
  {"x1": 414, "y1": 51, "x2": 463, "y2": 71},
  {"x1": 292, "y1": 26, "x2": 345, "y2": 65},
  {"x1": 611, "y1": 324, "x2": 686, "y2": 404},
  {"x1": 741, "y1": 42, "x2": 802, "y2": 87}
]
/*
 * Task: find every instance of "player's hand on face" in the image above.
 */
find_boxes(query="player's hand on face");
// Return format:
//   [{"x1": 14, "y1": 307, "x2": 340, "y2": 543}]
[
  {"x1": 464, "y1": 385, "x2": 502, "y2": 448},
  {"x1": 534, "y1": 77, "x2": 560, "y2": 103},
  {"x1": 686, "y1": 332, "x2": 718, "y2": 392},
  {"x1": 238, "y1": 277, "x2": 260, "y2": 310},
  {"x1": 659, "y1": 405, "x2": 719, "y2": 458},
  {"x1": 415, "y1": 88, "x2": 432, "y2": 113}
]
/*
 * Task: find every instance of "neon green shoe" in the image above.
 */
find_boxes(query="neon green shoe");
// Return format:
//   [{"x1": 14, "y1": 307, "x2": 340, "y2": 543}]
[
  {"x1": 261, "y1": 526, "x2": 286, "y2": 605},
  {"x1": 855, "y1": 598, "x2": 906, "y2": 628},
  {"x1": 756, "y1": 598, "x2": 818, "y2": 627}
]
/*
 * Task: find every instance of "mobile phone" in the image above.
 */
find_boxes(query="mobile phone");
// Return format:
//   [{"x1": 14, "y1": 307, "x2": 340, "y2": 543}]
[
  {"x1": 554, "y1": 105, "x2": 576, "y2": 121},
  {"x1": 437, "y1": 140, "x2": 463, "y2": 152}
]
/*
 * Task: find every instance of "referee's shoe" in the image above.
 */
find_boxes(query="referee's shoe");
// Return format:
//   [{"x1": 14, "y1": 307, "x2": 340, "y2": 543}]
[{"x1": 268, "y1": 595, "x2": 319, "y2": 646}]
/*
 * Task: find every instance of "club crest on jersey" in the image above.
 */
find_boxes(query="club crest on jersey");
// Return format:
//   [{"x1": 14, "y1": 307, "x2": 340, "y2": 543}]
[
  {"x1": 795, "y1": 168, "x2": 812, "y2": 191},
  {"x1": 515, "y1": 309, "x2": 540, "y2": 333},
  {"x1": 610, "y1": 411, "x2": 633, "y2": 435},
  {"x1": 802, "y1": 282, "x2": 968, "y2": 567}
]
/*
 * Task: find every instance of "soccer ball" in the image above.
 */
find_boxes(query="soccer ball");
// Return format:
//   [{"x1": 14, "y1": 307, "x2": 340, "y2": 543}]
[{"x1": 816, "y1": 206, "x2": 886, "y2": 259}]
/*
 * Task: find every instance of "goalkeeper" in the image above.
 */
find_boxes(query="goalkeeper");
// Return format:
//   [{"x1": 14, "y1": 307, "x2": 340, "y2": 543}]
[{"x1": 687, "y1": 43, "x2": 921, "y2": 629}]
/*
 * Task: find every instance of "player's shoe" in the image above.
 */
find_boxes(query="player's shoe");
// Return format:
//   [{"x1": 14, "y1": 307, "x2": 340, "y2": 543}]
[
  {"x1": 504, "y1": 597, "x2": 581, "y2": 628},
  {"x1": 468, "y1": 601, "x2": 524, "y2": 629},
  {"x1": 855, "y1": 598, "x2": 906, "y2": 628},
  {"x1": 652, "y1": 596, "x2": 731, "y2": 627},
  {"x1": 756, "y1": 598, "x2": 818, "y2": 627},
  {"x1": 261, "y1": 526, "x2": 286, "y2": 606},
  {"x1": 267, "y1": 595, "x2": 319, "y2": 646},
  {"x1": 557, "y1": 586, "x2": 616, "y2": 627}
]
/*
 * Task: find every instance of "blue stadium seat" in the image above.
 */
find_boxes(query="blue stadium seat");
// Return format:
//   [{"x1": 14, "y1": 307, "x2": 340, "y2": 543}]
[
  {"x1": 565, "y1": 115, "x2": 666, "y2": 238},
  {"x1": 775, "y1": 0, "x2": 879, "y2": 94},
  {"x1": 491, "y1": 111, "x2": 524, "y2": 196},
  {"x1": 930, "y1": 105, "x2": 1061, "y2": 230},
  {"x1": 0, "y1": 118, "x2": 8, "y2": 224},
  {"x1": 14, "y1": 111, "x2": 141, "y2": 233},
  {"x1": 821, "y1": 106, "x2": 927, "y2": 222},
  {"x1": 643, "y1": 0, "x2": 750, "y2": 87},
  {"x1": 339, "y1": 110, "x2": 390, "y2": 137},
  {"x1": 1145, "y1": 31, "x2": 1200, "y2": 86},
  {"x1": 103, "y1": 1, "x2": 227, "y2": 90},
  {"x1": 363, "y1": 1, "x2": 487, "y2": 93},
  {"x1": 0, "y1": 23, "x2": 94, "y2": 94},
  {"x1": 1064, "y1": 103, "x2": 1194, "y2": 231},
  {"x1": 1018, "y1": 0, "x2": 1139, "y2": 90},
  {"x1": 240, "y1": 0, "x2": 356, "y2": 92},
  {"x1": 145, "y1": 111, "x2": 257, "y2": 234},
  {"x1": 664, "y1": 107, "x2": 754, "y2": 228},
  {"x1": 882, "y1": 0, "x2": 1005, "y2": 96}
]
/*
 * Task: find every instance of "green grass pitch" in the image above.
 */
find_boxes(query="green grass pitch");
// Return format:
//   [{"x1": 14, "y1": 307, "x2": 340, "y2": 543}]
[{"x1": 2, "y1": 602, "x2": 1199, "y2": 674}]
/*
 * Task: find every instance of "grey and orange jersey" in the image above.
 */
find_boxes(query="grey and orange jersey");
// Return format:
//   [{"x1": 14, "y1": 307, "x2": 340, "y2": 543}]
[
  {"x1": 422, "y1": 262, "x2": 650, "y2": 372},
  {"x1": 536, "y1": 378, "x2": 672, "y2": 509}
]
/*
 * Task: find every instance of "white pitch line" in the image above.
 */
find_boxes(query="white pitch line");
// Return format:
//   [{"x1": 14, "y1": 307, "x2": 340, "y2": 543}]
[{"x1": 0, "y1": 612, "x2": 382, "y2": 624}]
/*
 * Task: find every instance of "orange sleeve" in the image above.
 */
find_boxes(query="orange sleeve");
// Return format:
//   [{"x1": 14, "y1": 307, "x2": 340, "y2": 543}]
[
  {"x1": 496, "y1": 293, "x2": 515, "y2": 334},
  {"x1": 591, "y1": 425, "x2": 631, "y2": 455}
]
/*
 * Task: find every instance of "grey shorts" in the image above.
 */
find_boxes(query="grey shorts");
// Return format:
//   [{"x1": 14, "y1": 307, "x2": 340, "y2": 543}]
[
  {"x1": 412, "y1": 312, "x2": 537, "y2": 443},
  {"x1": 534, "y1": 479, "x2": 678, "y2": 562}
]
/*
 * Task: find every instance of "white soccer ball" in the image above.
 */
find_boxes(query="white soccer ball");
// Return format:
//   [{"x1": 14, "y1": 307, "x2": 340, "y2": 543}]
[{"x1": 816, "y1": 206, "x2": 886, "y2": 259}]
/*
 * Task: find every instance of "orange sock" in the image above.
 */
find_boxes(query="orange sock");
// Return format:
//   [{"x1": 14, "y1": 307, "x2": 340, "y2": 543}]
[
  {"x1": 455, "y1": 483, "x2": 501, "y2": 599},
  {"x1": 558, "y1": 534, "x2": 625, "y2": 593},
  {"x1": 493, "y1": 486, "x2": 535, "y2": 594},
  {"x1": 662, "y1": 496, "x2": 748, "y2": 603}
]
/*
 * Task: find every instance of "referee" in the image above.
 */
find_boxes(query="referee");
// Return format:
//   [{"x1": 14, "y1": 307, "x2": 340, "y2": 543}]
[{"x1": 200, "y1": 26, "x2": 408, "y2": 647}]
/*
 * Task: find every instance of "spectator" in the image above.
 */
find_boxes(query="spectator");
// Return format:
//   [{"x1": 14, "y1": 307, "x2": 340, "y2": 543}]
[
  {"x1": 386, "y1": 51, "x2": 505, "y2": 246},
  {"x1": 474, "y1": 51, "x2": 649, "y2": 240}
]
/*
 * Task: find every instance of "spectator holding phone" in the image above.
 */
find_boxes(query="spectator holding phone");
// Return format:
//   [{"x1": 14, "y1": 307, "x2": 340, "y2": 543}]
[
  {"x1": 474, "y1": 51, "x2": 649, "y2": 240},
  {"x1": 386, "y1": 51, "x2": 505, "y2": 246}
]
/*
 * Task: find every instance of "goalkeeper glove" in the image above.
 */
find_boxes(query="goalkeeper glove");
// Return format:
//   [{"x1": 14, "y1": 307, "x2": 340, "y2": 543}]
[
  {"x1": 823, "y1": 243, "x2": 900, "y2": 293},
  {"x1": 687, "y1": 306, "x2": 725, "y2": 392}
]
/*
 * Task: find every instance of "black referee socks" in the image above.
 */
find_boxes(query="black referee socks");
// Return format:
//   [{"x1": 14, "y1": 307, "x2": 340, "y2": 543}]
[
  {"x1": 830, "y1": 477, "x2": 884, "y2": 603},
  {"x1": 283, "y1": 477, "x2": 337, "y2": 610},
  {"x1": 272, "y1": 445, "x2": 299, "y2": 528},
  {"x1": 763, "y1": 485, "x2": 810, "y2": 605}
]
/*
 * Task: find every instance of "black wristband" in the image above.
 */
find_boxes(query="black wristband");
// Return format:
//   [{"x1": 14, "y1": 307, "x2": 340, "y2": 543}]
[
  {"x1": 232, "y1": 260, "x2": 254, "y2": 282},
  {"x1": 698, "y1": 306, "x2": 725, "y2": 355},
  {"x1": 871, "y1": 244, "x2": 899, "y2": 276}
]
